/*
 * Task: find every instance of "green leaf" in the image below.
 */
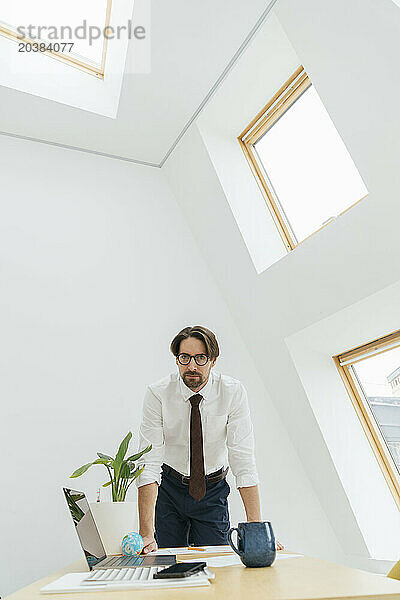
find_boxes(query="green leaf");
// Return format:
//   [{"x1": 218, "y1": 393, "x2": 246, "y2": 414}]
[
  {"x1": 112, "y1": 456, "x2": 121, "y2": 480},
  {"x1": 120, "y1": 462, "x2": 130, "y2": 480},
  {"x1": 97, "y1": 453, "x2": 113, "y2": 461},
  {"x1": 116, "y1": 432, "x2": 132, "y2": 463},
  {"x1": 70, "y1": 462, "x2": 93, "y2": 478},
  {"x1": 102, "y1": 481, "x2": 112, "y2": 487},
  {"x1": 114, "y1": 432, "x2": 132, "y2": 481},
  {"x1": 126, "y1": 445, "x2": 152, "y2": 462},
  {"x1": 92, "y1": 458, "x2": 110, "y2": 465}
]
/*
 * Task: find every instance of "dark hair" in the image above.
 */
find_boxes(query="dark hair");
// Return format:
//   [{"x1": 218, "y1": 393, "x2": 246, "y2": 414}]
[{"x1": 170, "y1": 326, "x2": 220, "y2": 361}]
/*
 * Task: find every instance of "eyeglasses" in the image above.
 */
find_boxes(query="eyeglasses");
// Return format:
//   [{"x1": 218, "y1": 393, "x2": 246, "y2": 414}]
[{"x1": 177, "y1": 353, "x2": 209, "y2": 366}]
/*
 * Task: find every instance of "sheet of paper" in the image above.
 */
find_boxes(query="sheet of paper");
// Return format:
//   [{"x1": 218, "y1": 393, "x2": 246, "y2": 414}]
[
  {"x1": 205, "y1": 554, "x2": 243, "y2": 567},
  {"x1": 181, "y1": 555, "x2": 242, "y2": 567},
  {"x1": 181, "y1": 552, "x2": 303, "y2": 568},
  {"x1": 161, "y1": 545, "x2": 234, "y2": 556}
]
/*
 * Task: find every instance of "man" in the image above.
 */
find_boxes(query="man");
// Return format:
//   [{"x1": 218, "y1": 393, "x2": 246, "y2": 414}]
[{"x1": 135, "y1": 325, "x2": 281, "y2": 552}]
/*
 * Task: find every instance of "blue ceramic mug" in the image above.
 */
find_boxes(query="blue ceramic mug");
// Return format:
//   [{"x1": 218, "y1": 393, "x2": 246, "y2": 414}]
[{"x1": 228, "y1": 521, "x2": 276, "y2": 567}]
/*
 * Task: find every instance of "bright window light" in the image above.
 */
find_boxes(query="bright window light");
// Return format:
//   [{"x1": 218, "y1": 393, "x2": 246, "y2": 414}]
[
  {"x1": 335, "y1": 330, "x2": 400, "y2": 509},
  {"x1": 239, "y1": 67, "x2": 368, "y2": 251},
  {"x1": 353, "y1": 348, "x2": 400, "y2": 473},
  {"x1": 255, "y1": 86, "x2": 368, "y2": 244},
  {"x1": 0, "y1": 0, "x2": 109, "y2": 72}
]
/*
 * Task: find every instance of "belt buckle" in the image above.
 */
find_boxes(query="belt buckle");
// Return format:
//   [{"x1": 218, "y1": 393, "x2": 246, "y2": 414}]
[{"x1": 182, "y1": 475, "x2": 190, "y2": 485}]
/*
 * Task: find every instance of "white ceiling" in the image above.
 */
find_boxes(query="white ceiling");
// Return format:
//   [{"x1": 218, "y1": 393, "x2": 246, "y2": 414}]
[
  {"x1": 0, "y1": 0, "x2": 274, "y2": 166},
  {"x1": 0, "y1": 0, "x2": 135, "y2": 119}
]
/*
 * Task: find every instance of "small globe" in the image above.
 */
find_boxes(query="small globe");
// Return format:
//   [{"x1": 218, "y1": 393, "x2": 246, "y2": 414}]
[{"x1": 121, "y1": 532, "x2": 144, "y2": 556}]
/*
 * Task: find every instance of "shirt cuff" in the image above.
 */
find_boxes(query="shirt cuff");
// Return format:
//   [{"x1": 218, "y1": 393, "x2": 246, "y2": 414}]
[
  {"x1": 135, "y1": 469, "x2": 162, "y2": 488},
  {"x1": 235, "y1": 472, "x2": 259, "y2": 488}
]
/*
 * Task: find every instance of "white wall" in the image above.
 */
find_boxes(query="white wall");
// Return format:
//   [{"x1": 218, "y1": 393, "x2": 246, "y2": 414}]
[
  {"x1": 0, "y1": 127, "x2": 337, "y2": 596},
  {"x1": 0, "y1": 134, "x2": 289, "y2": 596},
  {"x1": 197, "y1": 13, "x2": 295, "y2": 273},
  {"x1": 163, "y1": 1, "x2": 400, "y2": 570}
]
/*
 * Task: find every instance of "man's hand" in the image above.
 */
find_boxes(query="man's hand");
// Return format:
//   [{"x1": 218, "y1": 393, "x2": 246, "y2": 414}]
[
  {"x1": 276, "y1": 540, "x2": 284, "y2": 551},
  {"x1": 140, "y1": 532, "x2": 158, "y2": 554}
]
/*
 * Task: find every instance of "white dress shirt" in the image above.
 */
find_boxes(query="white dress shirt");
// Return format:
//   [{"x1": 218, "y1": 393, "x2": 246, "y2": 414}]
[{"x1": 135, "y1": 370, "x2": 259, "y2": 489}]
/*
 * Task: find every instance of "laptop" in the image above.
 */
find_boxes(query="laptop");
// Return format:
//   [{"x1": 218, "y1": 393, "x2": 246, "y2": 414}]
[{"x1": 63, "y1": 488, "x2": 176, "y2": 570}]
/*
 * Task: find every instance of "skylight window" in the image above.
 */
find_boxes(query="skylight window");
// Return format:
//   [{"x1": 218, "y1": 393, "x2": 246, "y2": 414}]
[
  {"x1": 335, "y1": 330, "x2": 400, "y2": 510},
  {"x1": 0, "y1": 0, "x2": 111, "y2": 78},
  {"x1": 239, "y1": 67, "x2": 368, "y2": 251}
]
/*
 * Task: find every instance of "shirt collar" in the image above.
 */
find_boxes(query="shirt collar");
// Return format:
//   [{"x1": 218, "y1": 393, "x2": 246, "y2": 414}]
[{"x1": 179, "y1": 370, "x2": 214, "y2": 402}]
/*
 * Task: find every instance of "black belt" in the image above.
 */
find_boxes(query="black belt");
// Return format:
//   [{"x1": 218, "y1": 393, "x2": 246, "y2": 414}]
[{"x1": 162, "y1": 463, "x2": 229, "y2": 485}]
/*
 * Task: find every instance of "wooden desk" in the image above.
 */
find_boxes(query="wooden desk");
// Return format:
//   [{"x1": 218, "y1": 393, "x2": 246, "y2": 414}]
[{"x1": 5, "y1": 552, "x2": 400, "y2": 600}]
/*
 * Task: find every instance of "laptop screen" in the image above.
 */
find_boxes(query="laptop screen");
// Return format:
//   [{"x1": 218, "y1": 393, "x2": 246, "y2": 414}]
[{"x1": 63, "y1": 488, "x2": 106, "y2": 569}]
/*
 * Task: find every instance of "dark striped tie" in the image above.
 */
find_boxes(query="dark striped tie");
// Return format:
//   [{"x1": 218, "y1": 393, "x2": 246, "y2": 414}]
[{"x1": 189, "y1": 394, "x2": 206, "y2": 501}]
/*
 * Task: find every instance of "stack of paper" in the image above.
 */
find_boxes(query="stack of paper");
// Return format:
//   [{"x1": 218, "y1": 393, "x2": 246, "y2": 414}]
[
  {"x1": 154, "y1": 545, "x2": 234, "y2": 556},
  {"x1": 40, "y1": 571, "x2": 211, "y2": 594}
]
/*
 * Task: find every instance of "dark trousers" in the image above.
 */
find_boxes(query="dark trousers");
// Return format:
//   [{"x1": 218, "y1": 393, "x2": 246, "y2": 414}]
[{"x1": 155, "y1": 469, "x2": 231, "y2": 547}]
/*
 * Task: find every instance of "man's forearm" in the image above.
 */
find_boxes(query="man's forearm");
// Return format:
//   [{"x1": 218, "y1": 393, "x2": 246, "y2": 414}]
[
  {"x1": 238, "y1": 485, "x2": 262, "y2": 521},
  {"x1": 138, "y1": 482, "x2": 158, "y2": 534}
]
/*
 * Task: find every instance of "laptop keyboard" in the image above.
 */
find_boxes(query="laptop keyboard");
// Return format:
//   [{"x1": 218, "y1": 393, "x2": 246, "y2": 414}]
[
  {"x1": 83, "y1": 566, "x2": 163, "y2": 583},
  {"x1": 100, "y1": 555, "x2": 143, "y2": 568}
]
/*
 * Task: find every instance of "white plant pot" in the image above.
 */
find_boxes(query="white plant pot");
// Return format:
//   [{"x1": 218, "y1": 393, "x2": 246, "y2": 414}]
[{"x1": 90, "y1": 501, "x2": 138, "y2": 555}]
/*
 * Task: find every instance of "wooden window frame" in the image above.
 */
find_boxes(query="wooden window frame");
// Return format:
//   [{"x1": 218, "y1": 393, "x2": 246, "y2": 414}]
[
  {"x1": 333, "y1": 329, "x2": 400, "y2": 511},
  {"x1": 238, "y1": 65, "x2": 366, "y2": 252},
  {"x1": 0, "y1": 0, "x2": 112, "y2": 80}
]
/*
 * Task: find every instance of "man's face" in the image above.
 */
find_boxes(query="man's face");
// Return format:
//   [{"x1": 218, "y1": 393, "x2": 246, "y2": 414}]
[{"x1": 176, "y1": 337, "x2": 216, "y2": 391}]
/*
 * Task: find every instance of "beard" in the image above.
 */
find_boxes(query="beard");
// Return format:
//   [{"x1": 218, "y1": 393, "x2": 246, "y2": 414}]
[{"x1": 183, "y1": 371, "x2": 204, "y2": 390}]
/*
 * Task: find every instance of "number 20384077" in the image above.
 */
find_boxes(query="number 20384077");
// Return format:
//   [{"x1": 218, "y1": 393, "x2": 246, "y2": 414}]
[{"x1": 18, "y1": 42, "x2": 74, "y2": 53}]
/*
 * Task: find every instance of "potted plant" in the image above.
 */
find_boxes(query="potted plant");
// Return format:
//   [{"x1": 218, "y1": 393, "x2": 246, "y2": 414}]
[{"x1": 70, "y1": 432, "x2": 151, "y2": 554}]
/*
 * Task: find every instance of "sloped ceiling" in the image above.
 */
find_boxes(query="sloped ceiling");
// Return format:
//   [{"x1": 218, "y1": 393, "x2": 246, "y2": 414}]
[{"x1": 0, "y1": 0, "x2": 275, "y2": 166}]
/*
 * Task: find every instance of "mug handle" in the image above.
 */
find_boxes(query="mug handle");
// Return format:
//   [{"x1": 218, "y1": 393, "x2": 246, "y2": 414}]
[{"x1": 227, "y1": 527, "x2": 244, "y2": 557}]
